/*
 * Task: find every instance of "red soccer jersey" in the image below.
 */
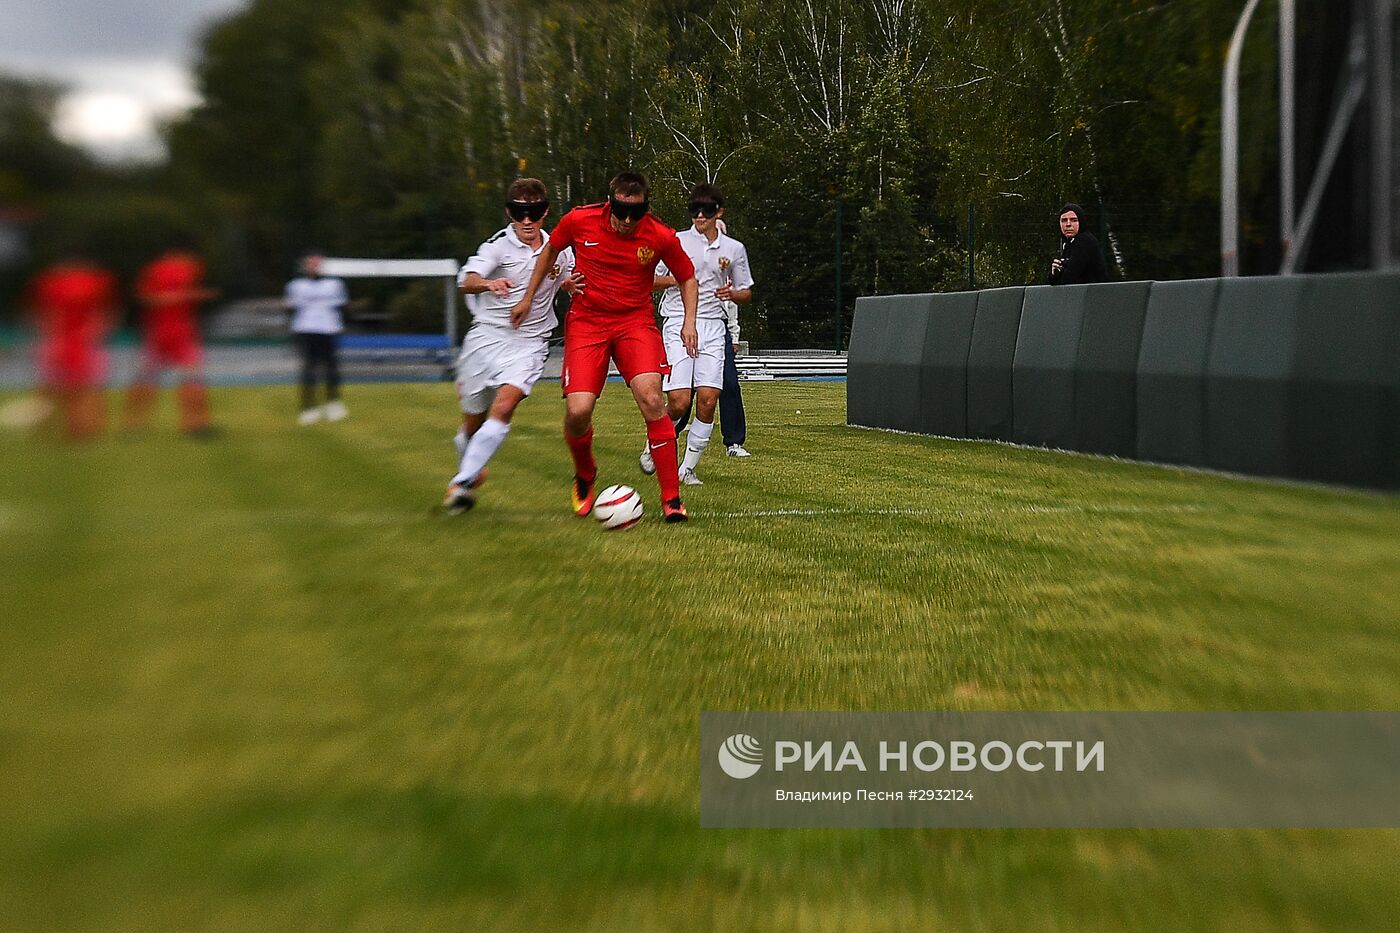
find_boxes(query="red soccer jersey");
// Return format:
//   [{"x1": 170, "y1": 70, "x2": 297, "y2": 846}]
[
  {"x1": 550, "y1": 202, "x2": 695, "y2": 315},
  {"x1": 29, "y1": 264, "x2": 115, "y2": 349},
  {"x1": 137, "y1": 251, "x2": 205, "y2": 335}
]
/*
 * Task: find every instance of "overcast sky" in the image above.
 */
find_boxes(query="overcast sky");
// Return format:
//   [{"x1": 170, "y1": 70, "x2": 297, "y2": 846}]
[{"x1": 0, "y1": 0, "x2": 249, "y2": 161}]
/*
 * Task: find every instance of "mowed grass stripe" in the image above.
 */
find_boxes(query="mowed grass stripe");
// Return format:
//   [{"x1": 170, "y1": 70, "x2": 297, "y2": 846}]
[{"x1": 0, "y1": 422, "x2": 374, "y2": 929}]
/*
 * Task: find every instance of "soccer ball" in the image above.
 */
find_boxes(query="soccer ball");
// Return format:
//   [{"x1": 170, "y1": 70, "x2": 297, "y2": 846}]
[{"x1": 592, "y1": 484, "x2": 644, "y2": 530}]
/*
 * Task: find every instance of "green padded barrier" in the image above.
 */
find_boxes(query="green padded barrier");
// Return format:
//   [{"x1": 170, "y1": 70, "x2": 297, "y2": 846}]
[
  {"x1": 966, "y1": 288, "x2": 1025, "y2": 441},
  {"x1": 846, "y1": 295, "x2": 936, "y2": 431},
  {"x1": 1136, "y1": 279, "x2": 1221, "y2": 465},
  {"x1": 1205, "y1": 276, "x2": 1309, "y2": 478},
  {"x1": 1074, "y1": 281, "x2": 1152, "y2": 457},
  {"x1": 1289, "y1": 272, "x2": 1400, "y2": 488},
  {"x1": 918, "y1": 292, "x2": 980, "y2": 437},
  {"x1": 1013, "y1": 285, "x2": 1086, "y2": 450},
  {"x1": 854, "y1": 272, "x2": 1397, "y2": 491},
  {"x1": 877, "y1": 295, "x2": 938, "y2": 433},
  {"x1": 846, "y1": 296, "x2": 888, "y2": 428}
]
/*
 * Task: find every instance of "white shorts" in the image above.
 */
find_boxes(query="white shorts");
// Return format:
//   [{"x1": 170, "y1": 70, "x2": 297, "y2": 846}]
[
  {"x1": 661, "y1": 317, "x2": 727, "y2": 392},
  {"x1": 456, "y1": 326, "x2": 550, "y2": 415}
]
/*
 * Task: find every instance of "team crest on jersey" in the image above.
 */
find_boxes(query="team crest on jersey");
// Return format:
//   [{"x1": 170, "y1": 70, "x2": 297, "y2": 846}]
[
  {"x1": 548, "y1": 264, "x2": 561, "y2": 279},
  {"x1": 718, "y1": 257, "x2": 731, "y2": 271},
  {"x1": 636, "y1": 246, "x2": 656, "y2": 265}
]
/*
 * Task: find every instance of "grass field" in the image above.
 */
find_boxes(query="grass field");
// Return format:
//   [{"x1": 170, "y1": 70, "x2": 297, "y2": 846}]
[{"x1": 2, "y1": 380, "x2": 1399, "y2": 931}]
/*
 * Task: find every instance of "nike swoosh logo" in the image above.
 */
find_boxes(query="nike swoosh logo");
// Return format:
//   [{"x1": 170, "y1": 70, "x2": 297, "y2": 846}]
[
  {"x1": 649, "y1": 441, "x2": 668, "y2": 450},
  {"x1": 584, "y1": 241, "x2": 600, "y2": 247}
]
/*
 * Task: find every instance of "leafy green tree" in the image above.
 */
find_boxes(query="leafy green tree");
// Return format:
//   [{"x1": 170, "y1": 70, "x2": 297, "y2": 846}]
[
  {"x1": 162, "y1": 0, "x2": 1264, "y2": 337},
  {"x1": 0, "y1": 76, "x2": 96, "y2": 202},
  {"x1": 167, "y1": 0, "x2": 354, "y2": 287}
]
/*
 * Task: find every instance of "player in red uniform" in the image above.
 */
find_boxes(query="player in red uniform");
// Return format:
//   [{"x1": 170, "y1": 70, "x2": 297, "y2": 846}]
[
  {"x1": 511, "y1": 172, "x2": 700, "y2": 522},
  {"x1": 26, "y1": 257, "x2": 117, "y2": 440},
  {"x1": 124, "y1": 244, "x2": 217, "y2": 435}
]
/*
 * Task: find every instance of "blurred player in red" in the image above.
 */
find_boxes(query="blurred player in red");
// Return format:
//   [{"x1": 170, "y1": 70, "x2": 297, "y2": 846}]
[
  {"x1": 26, "y1": 254, "x2": 117, "y2": 440},
  {"x1": 511, "y1": 172, "x2": 700, "y2": 522},
  {"x1": 124, "y1": 241, "x2": 218, "y2": 435}
]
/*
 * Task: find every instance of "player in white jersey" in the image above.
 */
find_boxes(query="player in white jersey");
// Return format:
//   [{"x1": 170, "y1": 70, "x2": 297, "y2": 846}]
[
  {"x1": 285, "y1": 253, "x2": 350, "y2": 425},
  {"x1": 642, "y1": 183, "x2": 753, "y2": 484},
  {"x1": 444, "y1": 178, "x2": 579, "y2": 512}
]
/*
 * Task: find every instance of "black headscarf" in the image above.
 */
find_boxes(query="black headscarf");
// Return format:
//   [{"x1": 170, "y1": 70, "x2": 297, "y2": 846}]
[{"x1": 1059, "y1": 203, "x2": 1086, "y2": 228}]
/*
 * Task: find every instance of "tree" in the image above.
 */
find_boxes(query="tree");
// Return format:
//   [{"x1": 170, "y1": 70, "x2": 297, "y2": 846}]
[
  {"x1": 0, "y1": 76, "x2": 96, "y2": 202},
  {"x1": 160, "y1": 0, "x2": 1259, "y2": 336},
  {"x1": 167, "y1": 0, "x2": 354, "y2": 289}
]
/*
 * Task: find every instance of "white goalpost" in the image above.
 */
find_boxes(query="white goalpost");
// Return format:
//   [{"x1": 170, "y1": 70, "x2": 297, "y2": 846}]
[{"x1": 320, "y1": 257, "x2": 463, "y2": 346}]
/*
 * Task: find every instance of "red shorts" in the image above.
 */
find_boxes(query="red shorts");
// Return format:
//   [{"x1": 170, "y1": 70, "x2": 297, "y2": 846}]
[
  {"x1": 144, "y1": 325, "x2": 203, "y2": 368},
  {"x1": 561, "y1": 308, "x2": 670, "y2": 397}
]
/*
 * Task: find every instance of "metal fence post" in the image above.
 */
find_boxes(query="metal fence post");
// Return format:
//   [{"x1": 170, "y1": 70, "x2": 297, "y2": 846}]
[{"x1": 834, "y1": 199, "x2": 844, "y2": 351}]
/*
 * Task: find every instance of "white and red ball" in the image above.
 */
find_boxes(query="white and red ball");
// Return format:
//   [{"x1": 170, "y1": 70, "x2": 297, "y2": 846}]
[{"x1": 592, "y1": 484, "x2": 644, "y2": 530}]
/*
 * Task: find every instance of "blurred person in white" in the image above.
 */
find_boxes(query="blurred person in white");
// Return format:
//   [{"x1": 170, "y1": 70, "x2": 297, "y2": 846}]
[
  {"x1": 443, "y1": 178, "x2": 579, "y2": 513},
  {"x1": 642, "y1": 183, "x2": 753, "y2": 484},
  {"x1": 284, "y1": 253, "x2": 349, "y2": 425}
]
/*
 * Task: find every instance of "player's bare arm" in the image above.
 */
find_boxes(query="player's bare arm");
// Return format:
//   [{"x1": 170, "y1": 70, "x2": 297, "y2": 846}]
[
  {"x1": 462, "y1": 272, "x2": 514, "y2": 298},
  {"x1": 509, "y1": 241, "x2": 560, "y2": 327},
  {"x1": 654, "y1": 273, "x2": 678, "y2": 290},
  {"x1": 679, "y1": 276, "x2": 700, "y2": 357},
  {"x1": 715, "y1": 285, "x2": 752, "y2": 304}
]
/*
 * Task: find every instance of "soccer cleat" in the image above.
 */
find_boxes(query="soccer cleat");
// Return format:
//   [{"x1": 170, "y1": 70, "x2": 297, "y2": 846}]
[
  {"x1": 639, "y1": 444, "x2": 656, "y2": 475},
  {"x1": 442, "y1": 483, "x2": 476, "y2": 515},
  {"x1": 662, "y1": 497, "x2": 689, "y2": 523},
  {"x1": 571, "y1": 475, "x2": 598, "y2": 517},
  {"x1": 678, "y1": 468, "x2": 703, "y2": 486},
  {"x1": 442, "y1": 468, "x2": 488, "y2": 515},
  {"x1": 324, "y1": 400, "x2": 349, "y2": 422},
  {"x1": 726, "y1": 444, "x2": 751, "y2": 458},
  {"x1": 297, "y1": 406, "x2": 323, "y2": 426}
]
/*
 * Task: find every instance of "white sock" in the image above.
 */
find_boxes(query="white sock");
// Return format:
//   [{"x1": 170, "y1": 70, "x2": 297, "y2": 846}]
[
  {"x1": 452, "y1": 418, "x2": 510, "y2": 486},
  {"x1": 453, "y1": 430, "x2": 468, "y2": 458},
  {"x1": 681, "y1": 418, "x2": 713, "y2": 473}
]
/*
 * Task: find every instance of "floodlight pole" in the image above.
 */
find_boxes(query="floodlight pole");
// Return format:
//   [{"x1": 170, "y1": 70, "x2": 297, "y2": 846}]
[
  {"x1": 1280, "y1": 0, "x2": 1297, "y2": 257},
  {"x1": 1222, "y1": 0, "x2": 1264, "y2": 277},
  {"x1": 1372, "y1": 0, "x2": 1395, "y2": 268}
]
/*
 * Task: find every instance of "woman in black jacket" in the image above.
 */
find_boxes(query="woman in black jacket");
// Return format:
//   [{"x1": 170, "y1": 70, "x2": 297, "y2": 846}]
[{"x1": 1049, "y1": 203, "x2": 1107, "y2": 285}]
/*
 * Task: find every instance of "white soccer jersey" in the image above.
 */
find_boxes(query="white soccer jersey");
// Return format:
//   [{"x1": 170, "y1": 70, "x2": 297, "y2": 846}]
[
  {"x1": 285, "y1": 276, "x2": 349, "y2": 334},
  {"x1": 657, "y1": 227, "x2": 754, "y2": 320},
  {"x1": 459, "y1": 226, "x2": 574, "y2": 340}
]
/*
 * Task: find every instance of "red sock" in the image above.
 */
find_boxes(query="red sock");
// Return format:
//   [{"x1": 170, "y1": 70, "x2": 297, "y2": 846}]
[
  {"x1": 123, "y1": 383, "x2": 156, "y2": 429},
  {"x1": 177, "y1": 381, "x2": 211, "y2": 431},
  {"x1": 565, "y1": 426, "x2": 597, "y2": 483},
  {"x1": 646, "y1": 416, "x2": 680, "y2": 502}
]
